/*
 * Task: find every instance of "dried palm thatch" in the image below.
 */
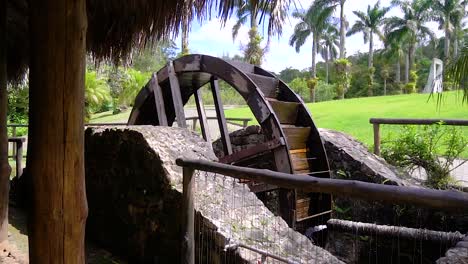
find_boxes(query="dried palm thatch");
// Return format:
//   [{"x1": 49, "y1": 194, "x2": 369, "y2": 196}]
[{"x1": 6, "y1": 0, "x2": 292, "y2": 83}]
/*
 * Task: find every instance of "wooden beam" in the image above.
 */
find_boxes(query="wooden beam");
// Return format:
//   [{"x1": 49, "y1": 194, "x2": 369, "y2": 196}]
[
  {"x1": 194, "y1": 89, "x2": 211, "y2": 143},
  {"x1": 0, "y1": 0, "x2": 11, "y2": 242},
  {"x1": 150, "y1": 73, "x2": 168, "y2": 126},
  {"x1": 210, "y1": 77, "x2": 232, "y2": 155},
  {"x1": 175, "y1": 158, "x2": 468, "y2": 212},
  {"x1": 168, "y1": 62, "x2": 186, "y2": 128},
  {"x1": 28, "y1": 0, "x2": 88, "y2": 262},
  {"x1": 369, "y1": 118, "x2": 468, "y2": 126},
  {"x1": 327, "y1": 219, "x2": 465, "y2": 244},
  {"x1": 181, "y1": 167, "x2": 195, "y2": 264}
]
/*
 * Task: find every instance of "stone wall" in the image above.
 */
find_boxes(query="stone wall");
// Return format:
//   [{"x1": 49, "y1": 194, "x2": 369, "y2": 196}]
[{"x1": 85, "y1": 126, "x2": 342, "y2": 263}]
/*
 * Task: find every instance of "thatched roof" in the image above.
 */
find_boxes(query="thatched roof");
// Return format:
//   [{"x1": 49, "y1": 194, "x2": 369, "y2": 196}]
[{"x1": 6, "y1": 0, "x2": 292, "y2": 83}]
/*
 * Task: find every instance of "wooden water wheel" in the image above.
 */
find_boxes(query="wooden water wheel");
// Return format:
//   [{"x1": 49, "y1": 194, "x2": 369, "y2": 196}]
[{"x1": 128, "y1": 54, "x2": 332, "y2": 230}]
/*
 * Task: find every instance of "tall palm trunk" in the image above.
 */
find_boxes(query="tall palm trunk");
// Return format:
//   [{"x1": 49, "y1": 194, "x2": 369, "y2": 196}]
[
  {"x1": 311, "y1": 34, "x2": 318, "y2": 102},
  {"x1": 444, "y1": 21, "x2": 450, "y2": 62},
  {"x1": 368, "y1": 33, "x2": 374, "y2": 68},
  {"x1": 325, "y1": 46, "x2": 330, "y2": 83},
  {"x1": 405, "y1": 52, "x2": 409, "y2": 84},
  {"x1": 408, "y1": 43, "x2": 415, "y2": 75},
  {"x1": 396, "y1": 58, "x2": 401, "y2": 88},
  {"x1": 453, "y1": 34, "x2": 459, "y2": 58},
  {"x1": 181, "y1": 9, "x2": 190, "y2": 54},
  {"x1": 383, "y1": 78, "x2": 387, "y2": 95},
  {"x1": 339, "y1": 0, "x2": 346, "y2": 58},
  {"x1": 0, "y1": 1, "x2": 11, "y2": 242}
]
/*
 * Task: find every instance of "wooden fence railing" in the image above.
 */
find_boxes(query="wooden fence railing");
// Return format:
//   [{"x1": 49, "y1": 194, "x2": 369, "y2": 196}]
[
  {"x1": 176, "y1": 157, "x2": 468, "y2": 264},
  {"x1": 369, "y1": 118, "x2": 468, "y2": 156}
]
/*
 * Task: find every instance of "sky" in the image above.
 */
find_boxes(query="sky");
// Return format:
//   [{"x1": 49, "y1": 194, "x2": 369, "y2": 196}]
[{"x1": 174, "y1": 0, "x2": 444, "y2": 73}]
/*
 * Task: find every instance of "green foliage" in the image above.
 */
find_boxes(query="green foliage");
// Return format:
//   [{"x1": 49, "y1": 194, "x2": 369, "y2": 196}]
[
  {"x1": 288, "y1": 78, "x2": 336, "y2": 102},
  {"x1": 334, "y1": 58, "x2": 351, "y2": 99},
  {"x1": 382, "y1": 124, "x2": 467, "y2": 189},
  {"x1": 85, "y1": 70, "x2": 112, "y2": 120},
  {"x1": 404, "y1": 82, "x2": 416, "y2": 94},
  {"x1": 131, "y1": 40, "x2": 177, "y2": 72},
  {"x1": 243, "y1": 27, "x2": 265, "y2": 65},
  {"x1": 7, "y1": 82, "x2": 29, "y2": 136}
]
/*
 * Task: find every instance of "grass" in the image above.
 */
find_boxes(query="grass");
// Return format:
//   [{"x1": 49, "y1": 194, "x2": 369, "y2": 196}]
[
  {"x1": 224, "y1": 92, "x2": 468, "y2": 156},
  {"x1": 89, "y1": 92, "x2": 467, "y2": 156},
  {"x1": 89, "y1": 110, "x2": 131, "y2": 123}
]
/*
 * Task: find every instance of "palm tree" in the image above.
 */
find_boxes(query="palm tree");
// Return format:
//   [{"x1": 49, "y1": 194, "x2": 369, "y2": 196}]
[
  {"x1": 380, "y1": 67, "x2": 390, "y2": 95},
  {"x1": 289, "y1": 3, "x2": 334, "y2": 79},
  {"x1": 432, "y1": 0, "x2": 467, "y2": 62},
  {"x1": 314, "y1": 0, "x2": 347, "y2": 58},
  {"x1": 445, "y1": 42, "x2": 467, "y2": 103},
  {"x1": 386, "y1": 0, "x2": 436, "y2": 83},
  {"x1": 319, "y1": 24, "x2": 339, "y2": 83},
  {"x1": 232, "y1": 0, "x2": 289, "y2": 65},
  {"x1": 347, "y1": 1, "x2": 390, "y2": 69}
]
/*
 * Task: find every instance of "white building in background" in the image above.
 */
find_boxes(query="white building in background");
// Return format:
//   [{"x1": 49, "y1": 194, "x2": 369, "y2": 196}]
[{"x1": 423, "y1": 58, "x2": 443, "y2": 93}]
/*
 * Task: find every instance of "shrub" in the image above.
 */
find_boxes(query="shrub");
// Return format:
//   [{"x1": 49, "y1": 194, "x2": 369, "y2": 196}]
[
  {"x1": 404, "y1": 82, "x2": 416, "y2": 93},
  {"x1": 334, "y1": 59, "x2": 351, "y2": 99},
  {"x1": 382, "y1": 124, "x2": 467, "y2": 189}
]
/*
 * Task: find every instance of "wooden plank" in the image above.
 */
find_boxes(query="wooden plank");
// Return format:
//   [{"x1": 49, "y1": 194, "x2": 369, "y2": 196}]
[
  {"x1": 246, "y1": 73, "x2": 279, "y2": 98},
  {"x1": 268, "y1": 100, "x2": 299, "y2": 125},
  {"x1": 290, "y1": 151, "x2": 310, "y2": 171},
  {"x1": 176, "y1": 158, "x2": 468, "y2": 212},
  {"x1": 296, "y1": 210, "x2": 333, "y2": 222},
  {"x1": 290, "y1": 148, "x2": 308, "y2": 154},
  {"x1": 168, "y1": 61, "x2": 186, "y2": 128},
  {"x1": 194, "y1": 88, "x2": 211, "y2": 143},
  {"x1": 282, "y1": 126, "x2": 311, "y2": 150},
  {"x1": 150, "y1": 73, "x2": 168, "y2": 126},
  {"x1": 219, "y1": 138, "x2": 284, "y2": 164},
  {"x1": 211, "y1": 77, "x2": 232, "y2": 156}
]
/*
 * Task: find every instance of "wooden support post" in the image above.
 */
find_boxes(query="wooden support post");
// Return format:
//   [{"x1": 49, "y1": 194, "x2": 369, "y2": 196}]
[
  {"x1": 15, "y1": 140, "x2": 23, "y2": 178},
  {"x1": 194, "y1": 89, "x2": 211, "y2": 143},
  {"x1": 28, "y1": 0, "x2": 88, "y2": 262},
  {"x1": 150, "y1": 73, "x2": 168, "y2": 126},
  {"x1": 373, "y1": 123, "x2": 380, "y2": 156},
  {"x1": 181, "y1": 167, "x2": 195, "y2": 264},
  {"x1": 168, "y1": 62, "x2": 186, "y2": 128},
  {"x1": 0, "y1": 0, "x2": 11, "y2": 242},
  {"x1": 211, "y1": 77, "x2": 232, "y2": 155},
  {"x1": 243, "y1": 119, "x2": 249, "y2": 128}
]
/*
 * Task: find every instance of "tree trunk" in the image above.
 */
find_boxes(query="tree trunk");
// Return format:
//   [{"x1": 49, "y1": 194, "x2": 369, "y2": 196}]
[
  {"x1": 453, "y1": 34, "x2": 459, "y2": 59},
  {"x1": 325, "y1": 47, "x2": 330, "y2": 83},
  {"x1": 339, "y1": 0, "x2": 346, "y2": 59},
  {"x1": 0, "y1": 1, "x2": 11, "y2": 242},
  {"x1": 327, "y1": 219, "x2": 465, "y2": 243},
  {"x1": 28, "y1": 0, "x2": 88, "y2": 262},
  {"x1": 405, "y1": 52, "x2": 409, "y2": 84},
  {"x1": 311, "y1": 34, "x2": 317, "y2": 78},
  {"x1": 383, "y1": 78, "x2": 387, "y2": 96},
  {"x1": 181, "y1": 8, "x2": 190, "y2": 55},
  {"x1": 368, "y1": 33, "x2": 374, "y2": 68},
  {"x1": 444, "y1": 20, "x2": 450, "y2": 62},
  {"x1": 408, "y1": 43, "x2": 415, "y2": 76},
  {"x1": 395, "y1": 59, "x2": 401, "y2": 84}
]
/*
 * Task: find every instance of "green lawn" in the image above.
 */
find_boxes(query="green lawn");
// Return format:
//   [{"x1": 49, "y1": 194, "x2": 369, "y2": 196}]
[
  {"x1": 90, "y1": 92, "x2": 467, "y2": 156},
  {"x1": 90, "y1": 110, "x2": 131, "y2": 123},
  {"x1": 224, "y1": 92, "x2": 468, "y2": 154}
]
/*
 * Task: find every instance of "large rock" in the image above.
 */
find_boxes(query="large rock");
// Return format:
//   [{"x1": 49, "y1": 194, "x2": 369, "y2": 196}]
[{"x1": 85, "y1": 126, "x2": 342, "y2": 263}]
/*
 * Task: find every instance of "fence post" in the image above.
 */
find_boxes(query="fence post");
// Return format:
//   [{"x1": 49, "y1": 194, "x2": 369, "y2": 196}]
[
  {"x1": 16, "y1": 140, "x2": 23, "y2": 178},
  {"x1": 192, "y1": 119, "x2": 198, "y2": 131},
  {"x1": 243, "y1": 120, "x2": 249, "y2": 128},
  {"x1": 373, "y1": 123, "x2": 380, "y2": 156},
  {"x1": 181, "y1": 166, "x2": 195, "y2": 264}
]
